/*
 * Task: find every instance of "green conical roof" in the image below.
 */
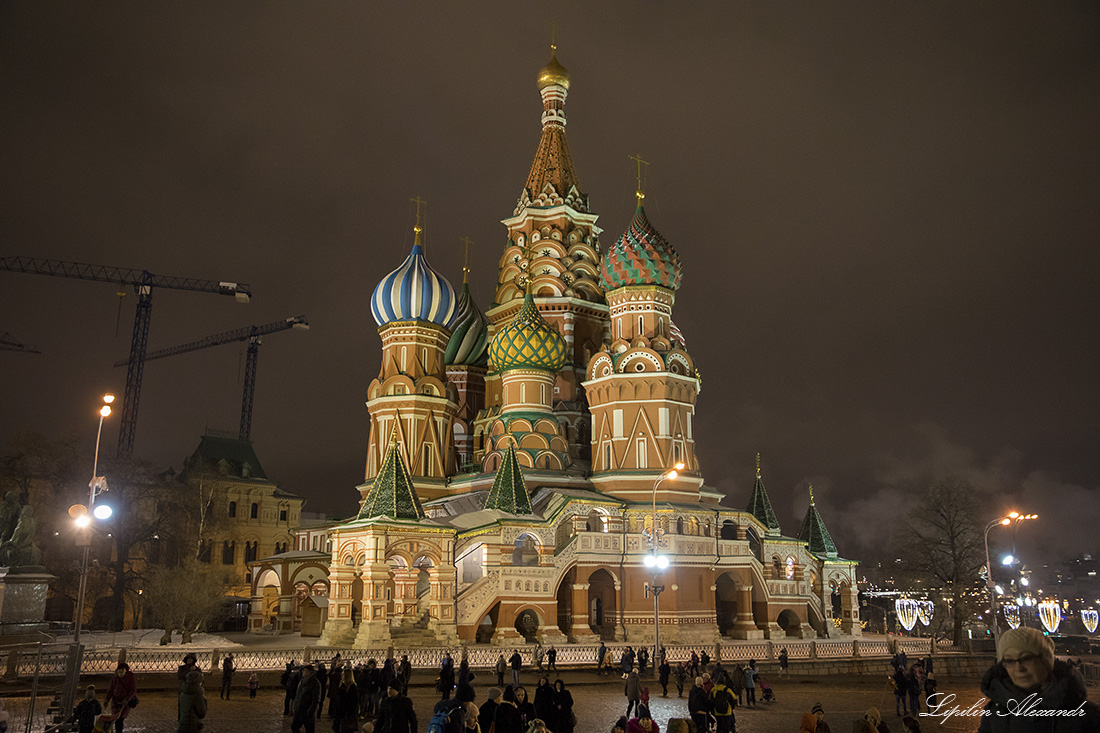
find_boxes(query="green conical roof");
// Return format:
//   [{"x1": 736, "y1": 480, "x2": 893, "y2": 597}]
[
  {"x1": 484, "y1": 444, "x2": 532, "y2": 514},
  {"x1": 797, "y1": 485, "x2": 837, "y2": 556},
  {"x1": 746, "y1": 456, "x2": 781, "y2": 535},
  {"x1": 358, "y1": 432, "x2": 425, "y2": 521}
]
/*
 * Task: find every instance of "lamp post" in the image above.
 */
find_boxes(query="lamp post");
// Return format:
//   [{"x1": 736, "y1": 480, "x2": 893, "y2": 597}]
[
  {"x1": 74, "y1": 394, "x2": 114, "y2": 644},
  {"x1": 983, "y1": 511, "x2": 1037, "y2": 646},
  {"x1": 644, "y1": 462, "x2": 685, "y2": 672}
]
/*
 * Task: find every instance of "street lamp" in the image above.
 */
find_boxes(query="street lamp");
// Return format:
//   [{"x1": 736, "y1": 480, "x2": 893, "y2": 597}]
[
  {"x1": 983, "y1": 511, "x2": 1037, "y2": 646},
  {"x1": 644, "y1": 462, "x2": 684, "y2": 671},
  {"x1": 74, "y1": 393, "x2": 114, "y2": 644}
]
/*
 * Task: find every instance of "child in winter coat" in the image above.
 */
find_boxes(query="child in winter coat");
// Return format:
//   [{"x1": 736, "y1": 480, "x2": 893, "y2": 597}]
[
  {"x1": 248, "y1": 672, "x2": 260, "y2": 699},
  {"x1": 71, "y1": 686, "x2": 103, "y2": 733}
]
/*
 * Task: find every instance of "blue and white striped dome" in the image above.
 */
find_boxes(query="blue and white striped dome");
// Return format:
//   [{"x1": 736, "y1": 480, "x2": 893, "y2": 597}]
[{"x1": 371, "y1": 243, "x2": 459, "y2": 329}]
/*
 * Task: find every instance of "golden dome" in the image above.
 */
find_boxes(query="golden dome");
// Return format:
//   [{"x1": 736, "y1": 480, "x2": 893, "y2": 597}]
[{"x1": 537, "y1": 46, "x2": 570, "y2": 91}]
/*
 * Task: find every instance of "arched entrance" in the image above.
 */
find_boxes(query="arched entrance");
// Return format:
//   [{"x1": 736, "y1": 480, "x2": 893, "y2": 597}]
[
  {"x1": 555, "y1": 569, "x2": 575, "y2": 638},
  {"x1": 515, "y1": 609, "x2": 540, "y2": 642},
  {"x1": 715, "y1": 573, "x2": 739, "y2": 636},
  {"x1": 477, "y1": 603, "x2": 500, "y2": 644},
  {"x1": 587, "y1": 569, "x2": 617, "y2": 639},
  {"x1": 777, "y1": 609, "x2": 801, "y2": 637}
]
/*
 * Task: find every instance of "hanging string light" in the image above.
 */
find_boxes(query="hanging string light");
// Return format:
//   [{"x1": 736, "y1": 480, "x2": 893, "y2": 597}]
[
  {"x1": 895, "y1": 598, "x2": 919, "y2": 631},
  {"x1": 1004, "y1": 604, "x2": 1021, "y2": 630},
  {"x1": 1082, "y1": 609, "x2": 1098, "y2": 634},
  {"x1": 1038, "y1": 599, "x2": 1061, "y2": 633},
  {"x1": 917, "y1": 600, "x2": 934, "y2": 626}
]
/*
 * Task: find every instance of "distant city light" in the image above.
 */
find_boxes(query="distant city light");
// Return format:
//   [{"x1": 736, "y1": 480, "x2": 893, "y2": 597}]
[{"x1": 1002, "y1": 555, "x2": 1015, "y2": 565}]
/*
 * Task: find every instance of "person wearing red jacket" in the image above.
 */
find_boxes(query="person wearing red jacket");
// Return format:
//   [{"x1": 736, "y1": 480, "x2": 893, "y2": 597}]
[{"x1": 105, "y1": 663, "x2": 137, "y2": 733}]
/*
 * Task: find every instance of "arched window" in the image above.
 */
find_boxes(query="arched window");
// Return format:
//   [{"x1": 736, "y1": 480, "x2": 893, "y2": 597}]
[
  {"x1": 638, "y1": 315, "x2": 644, "y2": 335},
  {"x1": 250, "y1": 502, "x2": 258, "y2": 519},
  {"x1": 512, "y1": 534, "x2": 540, "y2": 567},
  {"x1": 228, "y1": 501, "x2": 236, "y2": 518},
  {"x1": 720, "y1": 519, "x2": 738, "y2": 540},
  {"x1": 746, "y1": 528, "x2": 762, "y2": 561},
  {"x1": 772, "y1": 556, "x2": 783, "y2": 579},
  {"x1": 676, "y1": 517, "x2": 685, "y2": 534},
  {"x1": 785, "y1": 556, "x2": 796, "y2": 580},
  {"x1": 222, "y1": 541, "x2": 235, "y2": 565}
]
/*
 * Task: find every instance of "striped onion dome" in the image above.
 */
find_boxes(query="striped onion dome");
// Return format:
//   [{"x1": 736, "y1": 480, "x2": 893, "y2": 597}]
[
  {"x1": 599, "y1": 204, "x2": 683, "y2": 292},
  {"x1": 488, "y1": 292, "x2": 567, "y2": 373},
  {"x1": 371, "y1": 243, "x2": 458, "y2": 329},
  {"x1": 445, "y1": 281, "x2": 489, "y2": 366}
]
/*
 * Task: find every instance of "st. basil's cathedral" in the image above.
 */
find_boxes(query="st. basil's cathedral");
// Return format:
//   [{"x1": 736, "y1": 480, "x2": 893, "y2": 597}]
[{"x1": 284, "y1": 49, "x2": 859, "y2": 648}]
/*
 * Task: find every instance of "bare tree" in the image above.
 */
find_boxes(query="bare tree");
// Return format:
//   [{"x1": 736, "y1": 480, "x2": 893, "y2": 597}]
[
  {"x1": 143, "y1": 558, "x2": 232, "y2": 643},
  {"x1": 903, "y1": 477, "x2": 986, "y2": 645}
]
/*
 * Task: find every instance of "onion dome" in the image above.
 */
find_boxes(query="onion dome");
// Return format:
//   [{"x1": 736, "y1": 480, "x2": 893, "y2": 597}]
[
  {"x1": 600, "y1": 204, "x2": 683, "y2": 292},
  {"x1": 370, "y1": 239, "x2": 458, "y2": 329},
  {"x1": 445, "y1": 279, "x2": 489, "y2": 366},
  {"x1": 488, "y1": 292, "x2": 567, "y2": 373},
  {"x1": 537, "y1": 46, "x2": 570, "y2": 90}
]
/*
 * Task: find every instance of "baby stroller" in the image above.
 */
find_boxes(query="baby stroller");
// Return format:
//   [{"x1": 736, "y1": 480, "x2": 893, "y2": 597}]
[{"x1": 758, "y1": 676, "x2": 776, "y2": 703}]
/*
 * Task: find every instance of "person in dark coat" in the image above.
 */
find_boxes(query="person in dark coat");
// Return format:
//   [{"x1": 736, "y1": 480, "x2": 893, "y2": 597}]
[
  {"x1": 494, "y1": 686, "x2": 523, "y2": 733},
  {"x1": 513, "y1": 686, "x2": 535, "y2": 728},
  {"x1": 292, "y1": 665, "x2": 323, "y2": 733},
  {"x1": 316, "y1": 664, "x2": 329, "y2": 719},
  {"x1": 399, "y1": 656, "x2": 413, "y2": 695},
  {"x1": 70, "y1": 685, "x2": 102, "y2": 733},
  {"x1": 778, "y1": 648, "x2": 790, "y2": 679},
  {"x1": 477, "y1": 686, "x2": 503, "y2": 730},
  {"x1": 178, "y1": 670, "x2": 207, "y2": 733},
  {"x1": 455, "y1": 659, "x2": 476, "y2": 704},
  {"x1": 546, "y1": 647, "x2": 557, "y2": 673},
  {"x1": 553, "y1": 680, "x2": 574, "y2": 733},
  {"x1": 597, "y1": 643, "x2": 607, "y2": 675},
  {"x1": 533, "y1": 677, "x2": 555, "y2": 730},
  {"x1": 658, "y1": 659, "x2": 671, "y2": 697},
  {"x1": 439, "y1": 655, "x2": 457, "y2": 701},
  {"x1": 284, "y1": 662, "x2": 302, "y2": 716},
  {"x1": 363, "y1": 659, "x2": 381, "y2": 718},
  {"x1": 334, "y1": 667, "x2": 359, "y2": 733},
  {"x1": 688, "y1": 677, "x2": 710, "y2": 733},
  {"x1": 728, "y1": 665, "x2": 744, "y2": 706},
  {"x1": 479, "y1": 688, "x2": 502, "y2": 733},
  {"x1": 978, "y1": 626, "x2": 1100, "y2": 733},
  {"x1": 509, "y1": 651, "x2": 523, "y2": 690},
  {"x1": 624, "y1": 669, "x2": 641, "y2": 718},
  {"x1": 892, "y1": 667, "x2": 908, "y2": 716},
  {"x1": 674, "y1": 663, "x2": 687, "y2": 698},
  {"x1": 220, "y1": 653, "x2": 235, "y2": 700},
  {"x1": 328, "y1": 662, "x2": 343, "y2": 717},
  {"x1": 376, "y1": 679, "x2": 417, "y2": 733},
  {"x1": 177, "y1": 654, "x2": 199, "y2": 692}
]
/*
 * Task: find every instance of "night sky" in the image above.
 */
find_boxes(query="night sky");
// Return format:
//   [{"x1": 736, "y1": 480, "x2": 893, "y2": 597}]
[{"x1": 2, "y1": 3, "x2": 1098, "y2": 565}]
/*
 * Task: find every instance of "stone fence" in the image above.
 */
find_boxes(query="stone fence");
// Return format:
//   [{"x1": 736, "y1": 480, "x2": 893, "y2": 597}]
[{"x1": 3, "y1": 637, "x2": 971, "y2": 679}]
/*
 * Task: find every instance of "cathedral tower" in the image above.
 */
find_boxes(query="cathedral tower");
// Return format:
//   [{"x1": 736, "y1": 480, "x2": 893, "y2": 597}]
[
  {"x1": 445, "y1": 251, "x2": 490, "y2": 471},
  {"x1": 486, "y1": 47, "x2": 608, "y2": 461},
  {"x1": 583, "y1": 179, "x2": 702, "y2": 502},
  {"x1": 364, "y1": 216, "x2": 460, "y2": 499}
]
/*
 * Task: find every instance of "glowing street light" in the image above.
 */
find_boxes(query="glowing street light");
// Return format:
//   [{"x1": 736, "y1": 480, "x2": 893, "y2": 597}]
[
  {"x1": 646, "y1": 461, "x2": 685, "y2": 667},
  {"x1": 983, "y1": 511, "x2": 1037, "y2": 646},
  {"x1": 1002, "y1": 555, "x2": 1015, "y2": 566},
  {"x1": 75, "y1": 393, "x2": 115, "y2": 644}
]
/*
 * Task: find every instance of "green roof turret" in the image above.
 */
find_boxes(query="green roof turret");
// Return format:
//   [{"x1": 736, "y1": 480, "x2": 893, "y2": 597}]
[
  {"x1": 797, "y1": 484, "x2": 837, "y2": 556},
  {"x1": 746, "y1": 453, "x2": 781, "y2": 535},
  {"x1": 484, "y1": 444, "x2": 533, "y2": 514},
  {"x1": 358, "y1": 425, "x2": 425, "y2": 521}
]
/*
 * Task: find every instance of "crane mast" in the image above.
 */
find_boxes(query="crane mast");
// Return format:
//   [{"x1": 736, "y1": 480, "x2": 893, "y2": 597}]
[
  {"x1": 0, "y1": 256, "x2": 250, "y2": 457},
  {"x1": 115, "y1": 316, "x2": 308, "y2": 440}
]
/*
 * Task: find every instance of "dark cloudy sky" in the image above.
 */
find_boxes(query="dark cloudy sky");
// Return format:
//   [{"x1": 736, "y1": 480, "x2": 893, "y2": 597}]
[{"x1": 2, "y1": 2, "x2": 1098, "y2": 565}]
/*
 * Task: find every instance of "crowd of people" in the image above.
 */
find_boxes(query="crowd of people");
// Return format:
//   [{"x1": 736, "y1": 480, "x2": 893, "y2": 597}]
[{"x1": 62, "y1": 630, "x2": 1100, "y2": 733}]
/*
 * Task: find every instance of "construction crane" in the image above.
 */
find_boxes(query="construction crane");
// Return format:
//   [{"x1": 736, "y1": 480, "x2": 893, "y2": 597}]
[
  {"x1": 0, "y1": 256, "x2": 250, "y2": 458},
  {"x1": 115, "y1": 316, "x2": 309, "y2": 440},
  {"x1": 0, "y1": 332, "x2": 41, "y2": 354}
]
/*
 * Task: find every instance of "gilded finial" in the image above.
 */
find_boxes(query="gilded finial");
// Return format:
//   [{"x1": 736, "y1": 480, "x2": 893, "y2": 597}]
[
  {"x1": 808, "y1": 483, "x2": 815, "y2": 505},
  {"x1": 629, "y1": 153, "x2": 649, "y2": 203},
  {"x1": 460, "y1": 236, "x2": 473, "y2": 283},
  {"x1": 756, "y1": 452, "x2": 761, "y2": 478},
  {"x1": 410, "y1": 196, "x2": 427, "y2": 246}
]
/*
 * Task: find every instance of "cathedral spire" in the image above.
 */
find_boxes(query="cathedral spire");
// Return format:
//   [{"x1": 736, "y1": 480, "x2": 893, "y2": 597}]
[
  {"x1": 746, "y1": 452, "x2": 781, "y2": 535},
  {"x1": 484, "y1": 444, "x2": 533, "y2": 514},
  {"x1": 520, "y1": 46, "x2": 587, "y2": 213},
  {"x1": 797, "y1": 483, "x2": 837, "y2": 556},
  {"x1": 358, "y1": 423, "x2": 426, "y2": 521}
]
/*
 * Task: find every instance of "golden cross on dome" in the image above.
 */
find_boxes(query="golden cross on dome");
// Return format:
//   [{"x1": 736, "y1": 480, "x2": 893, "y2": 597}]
[
  {"x1": 629, "y1": 153, "x2": 649, "y2": 203},
  {"x1": 756, "y1": 452, "x2": 761, "y2": 477},
  {"x1": 410, "y1": 196, "x2": 428, "y2": 243},
  {"x1": 460, "y1": 236, "x2": 473, "y2": 283},
  {"x1": 808, "y1": 483, "x2": 815, "y2": 505},
  {"x1": 550, "y1": 21, "x2": 557, "y2": 50}
]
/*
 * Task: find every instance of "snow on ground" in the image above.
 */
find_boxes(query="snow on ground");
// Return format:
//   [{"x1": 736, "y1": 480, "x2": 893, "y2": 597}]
[{"x1": 54, "y1": 629, "x2": 245, "y2": 649}]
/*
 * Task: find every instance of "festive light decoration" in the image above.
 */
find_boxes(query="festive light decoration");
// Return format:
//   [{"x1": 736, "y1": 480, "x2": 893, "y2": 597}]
[
  {"x1": 1004, "y1": 605, "x2": 1021, "y2": 630},
  {"x1": 895, "y1": 598, "x2": 919, "y2": 631},
  {"x1": 917, "y1": 600, "x2": 934, "y2": 626},
  {"x1": 1082, "y1": 609, "x2": 1098, "y2": 634},
  {"x1": 1039, "y1": 600, "x2": 1061, "y2": 633}
]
